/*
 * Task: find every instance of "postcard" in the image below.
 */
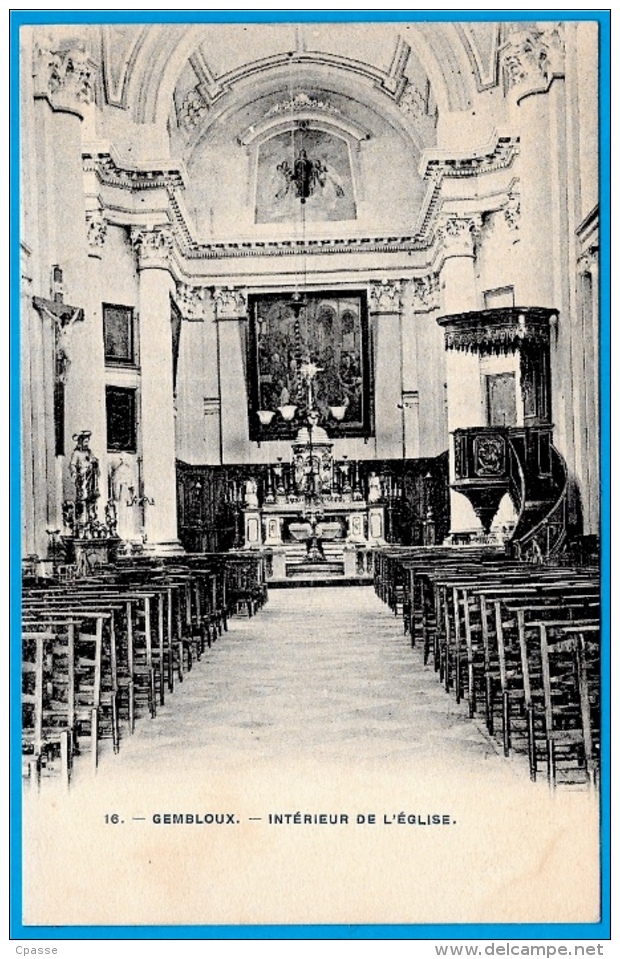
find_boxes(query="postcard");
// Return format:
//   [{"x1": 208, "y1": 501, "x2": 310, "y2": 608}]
[{"x1": 11, "y1": 9, "x2": 610, "y2": 940}]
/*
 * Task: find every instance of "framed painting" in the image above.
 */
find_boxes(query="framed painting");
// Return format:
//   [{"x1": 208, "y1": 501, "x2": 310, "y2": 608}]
[{"x1": 247, "y1": 290, "x2": 373, "y2": 441}]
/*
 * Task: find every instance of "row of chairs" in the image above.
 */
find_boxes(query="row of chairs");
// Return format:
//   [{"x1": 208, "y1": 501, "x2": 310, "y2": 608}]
[
  {"x1": 374, "y1": 546, "x2": 601, "y2": 788},
  {"x1": 21, "y1": 551, "x2": 269, "y2": 788}
]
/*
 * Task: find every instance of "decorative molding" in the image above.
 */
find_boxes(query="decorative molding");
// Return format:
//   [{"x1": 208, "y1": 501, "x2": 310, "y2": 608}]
[
  {"x1": 411, "y1": 274, "x2": 440, "y2": 312},
  {"x1": 213, "y1": 286, "x2": 247, "y2": 320},
  {"x1": 437, "y1": 215, "x2": 482, "y2": 259},
  {"x1": 175, "y1": 282, "x2": 204, "y2": 320},
  {"x1": 179, "y1": 89, "x2": 209, "y2": 129},
  {"x1": 369, "y1": 279, "x2": 404, "y2": 314},
  {"x1": 453, "y1": 23, "x2": 501, "y2": 92},
  {"x1": 86, "y1": 211, "x2": 108, "y2": 249},
  {"x1": 35, "y1": 45, "x2": 95, "y2": 113},
  {"x1": 500, "y1": 22, "x2": 565, "y2": 102},
  {"x1": 382, "y1": 35, "x2": 410, "y2": 97},
  {"x1": 264, "y1": 91, "x2": 342, "y2": 122},
  {"x1": 399, "y1": 83, "x2": 427, "y2": 120},
  {"x1": 130, "y1": 226, "x2": 174, "y2": 271},
  {"x1": 437, "y1": 307, "x2": 557, "y2": 355}
]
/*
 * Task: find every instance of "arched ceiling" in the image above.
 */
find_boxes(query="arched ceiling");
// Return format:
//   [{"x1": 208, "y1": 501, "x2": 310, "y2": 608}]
[{"x1": 100, "y1": 21, "x2": 502, "y2": 127}]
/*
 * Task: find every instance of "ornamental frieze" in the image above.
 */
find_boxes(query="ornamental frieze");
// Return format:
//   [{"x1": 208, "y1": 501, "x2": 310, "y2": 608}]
[{"x1": 437, "y1": 307, "x2": 557, "y2": 356}]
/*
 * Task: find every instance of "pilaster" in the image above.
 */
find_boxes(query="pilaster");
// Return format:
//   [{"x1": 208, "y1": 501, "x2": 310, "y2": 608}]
[
  {"x1": 131, "y1": 227, "x2": 182, "y2": 551},
  {"x1": 369, "y1": 279, "x2": 405, "y2": 459}
]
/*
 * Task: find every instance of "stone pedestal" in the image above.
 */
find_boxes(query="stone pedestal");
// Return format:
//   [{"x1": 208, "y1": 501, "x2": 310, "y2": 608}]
[
  {"x1": 264, "y1": 515, "x2": 283, "y2": 546},
  {"x1": 244, "y1": 510, "x2": 262, "y2": 548},
  {"x1": 367, "y1": 506, "x2": 386, "y2": 545}
]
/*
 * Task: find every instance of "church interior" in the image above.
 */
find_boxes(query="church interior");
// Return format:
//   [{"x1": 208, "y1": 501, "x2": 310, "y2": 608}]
[{"x1": 19, "y1": 19, "x2": 602, "y2": 802}]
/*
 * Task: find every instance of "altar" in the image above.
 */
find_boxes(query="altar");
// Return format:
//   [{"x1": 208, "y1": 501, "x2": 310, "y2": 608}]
[{"x1": 245, "y1": 499, "x2": 385, "y2": 549}]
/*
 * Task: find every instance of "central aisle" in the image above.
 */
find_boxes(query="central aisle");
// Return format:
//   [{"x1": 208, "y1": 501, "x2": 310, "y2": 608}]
[{"x1": 93, "y1": 585, "x2": 520, "y2": 781}]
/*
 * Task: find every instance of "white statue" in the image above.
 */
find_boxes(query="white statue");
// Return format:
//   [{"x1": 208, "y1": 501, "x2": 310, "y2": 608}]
[
  {"x1": 368, "y1": 472, "x2": 382, "y2": 503},
  {"x1": 108, "y1": 455, "x2": 137, "y2": 541},
  {"x1": 245, "y1": 477, "x2": 259, "y2": 508}
]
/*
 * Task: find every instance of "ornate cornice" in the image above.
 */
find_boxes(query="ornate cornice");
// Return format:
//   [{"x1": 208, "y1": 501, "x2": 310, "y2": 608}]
[
  {"x1": 83, "y1": 131, "x2": 517, "y2": 262},
  {"x1": 130, "y1": 226, "x2": 174, "y2": 271},
  {"x1": 437, "y1": 215, "x2": 482, "y2": 259},
  {"x1": 411, "y1": 274, "x2": 440, "y2": 313},
  {"x1": 437, "y1": 307, "x2": 557, "y2": 355},
  {"x1": 86, "y1": 211, "x2": 108, "y2": 250},
  {"x1": 82, "y1": 151, "x2": 186, "y2": 192},
  {"x1": 213, "y1": 286, "x2": 247, "y2": 320},
  {"x1": 420, "y1": 133, "x2": 519, "y2": 181},
  {"x1": 500, "y1": 23, "x2": 565, "y2": 103},
  {"x1": 369, "y1": 279, "x2": 404, "y2": 314},
  {"x1": 175, "y1": 282, "x2": 204, "y2": 320},
  {"x1": 35, "y1": 45, "x2": 95, "y2": 115}
]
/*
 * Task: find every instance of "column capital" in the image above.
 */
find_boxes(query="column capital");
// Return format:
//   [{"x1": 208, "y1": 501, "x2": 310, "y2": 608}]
[
  {"x1": 34, "y1": 43, "x2": 96, "y2": 116},
  {"x1": 369, "y1": 279, "x2": 404, "y2": 314},
  {"x1": 437, "y1": 214, "x2": 482, "y2": 259},
  {"x1": 411, "y1": 274, "x2": 440, "y2": 313},
  {"x1": 500, "y1": 22, "x2": 565, "y2": 103},
  {"x1": 175, "y1": 282, "x2": 205, "y2": 321},
  {"x1": 86, "y1": 210, "x2": 108, "y2": 252},
  {"x1": 213, "y1": 286, "x2": 247, "y2": 320},
  {"x1": 577, "y1": 245, "x2": 599, "y2": 274},
  {"x1": 131, "y1": 226, "x2": 175, "y2": 272}
]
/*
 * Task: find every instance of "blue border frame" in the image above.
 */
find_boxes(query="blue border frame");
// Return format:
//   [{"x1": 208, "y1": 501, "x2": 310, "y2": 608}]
[{"x1": 9, "y1": 8, "x2": 611, "y2": 941}]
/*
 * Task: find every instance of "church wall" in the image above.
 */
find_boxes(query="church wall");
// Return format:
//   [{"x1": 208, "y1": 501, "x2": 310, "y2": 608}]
[{"x1": 17, "y1": 21, "x2": 602, "y2": 557}]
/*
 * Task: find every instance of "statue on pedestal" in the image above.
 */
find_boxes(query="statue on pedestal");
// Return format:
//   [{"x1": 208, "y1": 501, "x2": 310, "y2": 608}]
[
  {"x1": 69, "y1": 431, "x2": 100, "y2": 533},
  {"x1": 368, "y1": 472, "x2": 383, "y2": 504},
  {"x1": 245, "y1": 477, "x2": 259, "y2": 508}
]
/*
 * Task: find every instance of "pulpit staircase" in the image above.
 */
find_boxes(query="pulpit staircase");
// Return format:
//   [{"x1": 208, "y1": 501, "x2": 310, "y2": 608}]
[{"x1": 508, "y1": 437, "x2": 569, "y2": 562}]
